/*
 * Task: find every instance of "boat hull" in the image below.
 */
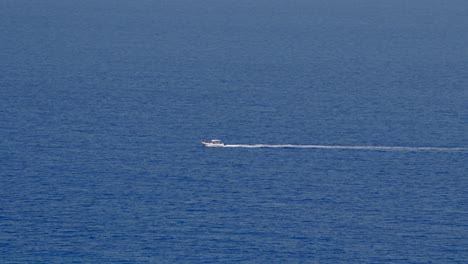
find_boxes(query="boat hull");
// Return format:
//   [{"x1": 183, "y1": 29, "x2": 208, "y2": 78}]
[
  {"x1": 202, "y1": 142, "x2": 225, "y2": 147},
  {"x1": 202, "y1": 140, "x2": 225, "y2": 147}
]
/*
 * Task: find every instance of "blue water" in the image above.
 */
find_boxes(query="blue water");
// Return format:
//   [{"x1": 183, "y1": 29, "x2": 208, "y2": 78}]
[{"x1": 1, "y1": 0, "x2": 467, "y2": 263}]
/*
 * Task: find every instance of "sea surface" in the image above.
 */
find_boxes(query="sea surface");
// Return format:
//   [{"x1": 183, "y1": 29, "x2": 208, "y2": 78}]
[{"x1": 1, "y1": 0, "x2": 467, "y2": 263}]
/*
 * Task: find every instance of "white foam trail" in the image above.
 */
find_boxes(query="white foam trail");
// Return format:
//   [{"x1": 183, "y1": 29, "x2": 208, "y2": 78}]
[{"x1": 222, "y1": 144, "x2": 467, "y2": 152}]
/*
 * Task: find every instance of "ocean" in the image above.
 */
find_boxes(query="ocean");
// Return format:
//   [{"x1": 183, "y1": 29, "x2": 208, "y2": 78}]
[{"x1": 1, "y1": 0, "x2": 467, "y2": 263}]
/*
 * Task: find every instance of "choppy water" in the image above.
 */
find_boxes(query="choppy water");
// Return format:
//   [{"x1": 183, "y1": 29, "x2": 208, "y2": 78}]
[{"x1": 1, "y1": 0, "x2": 467, "y2": 263}]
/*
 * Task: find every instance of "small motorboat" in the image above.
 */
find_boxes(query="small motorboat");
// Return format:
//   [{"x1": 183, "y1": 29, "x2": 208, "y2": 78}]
[{"x1": 202, "y1": 139, "x2": 225, "y2": 147}]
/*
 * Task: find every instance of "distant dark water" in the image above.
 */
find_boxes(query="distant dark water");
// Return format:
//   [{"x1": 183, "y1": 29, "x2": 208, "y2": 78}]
[{"x1": 1, "y1": 0, "x2": 467, "y2": 263}]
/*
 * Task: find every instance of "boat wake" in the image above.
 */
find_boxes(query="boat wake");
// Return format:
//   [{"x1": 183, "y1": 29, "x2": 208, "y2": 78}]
[{"x1": 222, "y1": 144, "x2": 467, "y2": 152}]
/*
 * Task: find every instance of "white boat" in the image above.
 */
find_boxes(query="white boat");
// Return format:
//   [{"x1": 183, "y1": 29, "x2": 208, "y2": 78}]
[{"x1": 202, "y1": 139, "x2": 225, "y2": 147}]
